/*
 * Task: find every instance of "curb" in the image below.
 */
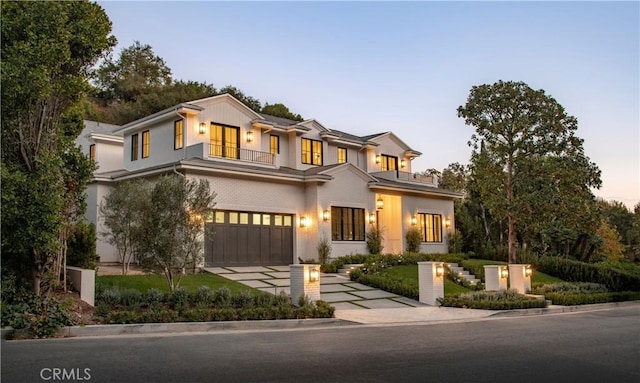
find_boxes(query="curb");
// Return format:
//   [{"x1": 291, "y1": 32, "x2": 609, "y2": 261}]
[{"x1": 489, "y1": 300, "x2": 640, "y2": 317}]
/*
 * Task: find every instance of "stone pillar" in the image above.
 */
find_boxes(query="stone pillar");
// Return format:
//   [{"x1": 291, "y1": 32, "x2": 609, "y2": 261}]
[
  {"x1": 418, "y1": 262, "x2": 445, "y2": 306},
  {"x1": 289, "y1": 264, "x2": 321, "y2": 306},
  {"x1": 508, "y1": 264, "x2": 532, "y2": 294},
  {"x1": 484, "y1": 265, "x2": 508, "y2": 291}
]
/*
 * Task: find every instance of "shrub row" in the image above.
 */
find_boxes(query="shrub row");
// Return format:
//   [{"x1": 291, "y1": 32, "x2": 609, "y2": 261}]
[
  {"x1": 349, "y1": 268, "x2": 419, "y2": 300},
  {"x1": 531, "y1": 282, "x2": 608, "y2": 295},
  {"x1": 437, "y1": 289, "x2": 548, "y2": 310},
  {"x1": 542, "y1": 291, "x2": 640, "y2": 306},
  {"x1": 321, "y1": 252, "x2": 468, "y2": 273}
]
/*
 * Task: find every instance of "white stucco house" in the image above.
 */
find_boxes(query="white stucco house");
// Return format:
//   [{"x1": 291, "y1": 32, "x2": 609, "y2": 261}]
[{"x1": 77, "y1": 93, "x2": 462, "y2": 267}]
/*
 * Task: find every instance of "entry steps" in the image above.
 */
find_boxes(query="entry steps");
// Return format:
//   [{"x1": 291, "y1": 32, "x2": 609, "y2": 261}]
[
  {"x1": 445, "y1": 263, "x2": 480, "y2": 285},
  {"x1": 337, "y1": 264, "x2": 364, "y2": 278}
]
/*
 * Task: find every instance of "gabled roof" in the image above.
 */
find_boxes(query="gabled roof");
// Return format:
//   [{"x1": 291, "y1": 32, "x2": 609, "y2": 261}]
[
  {"x1": 190, "y1": 93, "x2": 263, "y2": 120},
  {"x1": 259, "y1": 113, "x2": 300, "y2": 127},
  {"x1": 368, "y1": 132, "x2": 422, "y2": 156},
  {"x1": 310, "y1": 162, "x2": 377, "y2": 183},
  {"x1": 114, "y1": 103, "x2": 204, "y2": 134},
  {"x1": 83, "y1": 120, "x2": 122, "y2": 135}
]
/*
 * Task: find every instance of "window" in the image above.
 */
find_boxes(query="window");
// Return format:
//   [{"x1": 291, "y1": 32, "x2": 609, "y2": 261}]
[
  {"x1": 270, "y1": 135, "x2": 279, "y2": 155},
  {"x1": 417, "y1": 213, "x2": 443, "y2": 242},
  {"x1": 89, "y1": 144, "x2": 96, "y2": 162},
  {"x1": 302, "y1": 138, "x2": 323, "y2": 165},
  {"x1": 210, "y1": 123, "x2": 239, "y2": 159},
  {"x1": 142, "y1": 130, "x2": 150, "y2": 158},
  {"x1": 131, "y1": 134, "x2": 139, "y2": 161},
  {"x1": 337, "y1": 147, "x2": 347, "y2": 164},
  {"x1": 380, "y1": 154, "x2": 397, "y2": 171},
  {"x1": 331, "y1": 207, "x2": 365, "y2": 241},
  {"x1": 174, "y1": 120, "x2": 184, "y2": 150}
]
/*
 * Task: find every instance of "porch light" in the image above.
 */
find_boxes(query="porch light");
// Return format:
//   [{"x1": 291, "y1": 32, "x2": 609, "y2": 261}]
[
  {"x1": 375, "y1": 155, "x2": 381, "y2": 164},
  {"x1": 300, "y1": 216, "x2": 309, "y2": 228},
  {"x1": 500, "y1": 266, "x2": 509, "y2": 279},
  {"x1": 524, "y1": 265, "x2": 533, "y2": 277},
  {"x1": 435, "y1": 264, "x2": 445, "y2": 278},
  {"x1": 198, "y1": 122, "x2": 207, "y2": 135},
  {"x1": 410, "y1": 216, "x2": 417, "y2": 226},
  {"x1": 368, "y1": 213, "x2": 376, "y2": 225},
  {"x1": 308, "y1": 268, "x2": 319, "y2": 283},
  {"x1": 322, "y1": 210, "x2": 330, "y2": 222},
  {"x1": 400, "y1": 159, "x2": 406, "y2": 168},
  {"x1": 376, "y1": 196, "x2": 384, "y2": 210},
  {"x1": 246, "y1": 131, "x2": 254, "y2": 143},
  {"x1": 444, "y1": 218, "x2": 451, "y2": 228}
]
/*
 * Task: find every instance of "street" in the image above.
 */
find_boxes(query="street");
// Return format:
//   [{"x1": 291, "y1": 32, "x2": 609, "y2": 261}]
[{"x1": 2, "y1": 306, "x2": 639, "y2": 383}]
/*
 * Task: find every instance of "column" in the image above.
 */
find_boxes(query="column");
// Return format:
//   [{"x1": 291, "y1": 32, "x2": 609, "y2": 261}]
[
  {"x1": 289, "y1": 264, "x2": 321, "y2": 306},
  {"x1": 418, "y1": 262, "x2": 445, "y2": 306}
]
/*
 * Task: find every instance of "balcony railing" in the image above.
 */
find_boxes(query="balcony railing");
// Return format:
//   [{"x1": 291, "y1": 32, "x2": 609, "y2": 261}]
[
  {"x1": 397, "y1": 171, "x2": 437, "y2": 185},
  {"x1": 209, "y1": 144, "x2": 275, "y2": 166}
]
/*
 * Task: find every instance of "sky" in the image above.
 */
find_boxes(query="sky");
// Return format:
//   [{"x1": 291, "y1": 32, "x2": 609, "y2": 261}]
[{"x1": 97, "y1": 1, "x2": 639, "y2": 210}]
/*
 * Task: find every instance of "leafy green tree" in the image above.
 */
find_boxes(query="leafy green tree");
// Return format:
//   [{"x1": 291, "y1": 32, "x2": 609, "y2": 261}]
[
  {"x1": 458, "y1": 80, "x2": 601, "y2": 263},
  {"x1": 438, "y1": 162, "x2": 468, "y2": 193},
  {"x1": 261, "y1": 103, "x2": 303, "y2": 121},
  {"x1": 1, "y1": 1, "x2": 115, "y2": 294}
]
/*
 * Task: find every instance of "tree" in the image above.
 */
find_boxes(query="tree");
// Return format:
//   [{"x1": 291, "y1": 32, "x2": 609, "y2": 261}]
[
  {"x1": 438, "y1": 162, "x2": 468, "y2": 193},
  {"x1": 458, "y1": 80, "x2": 601, "y2": 263},
  {"x1": 1, "y1": 1, "x2": 115, "y2": 295},
  {"x1": 218, "y1": 85, "x2": 262, "y2": 112},
  {"x1": 100, "y1": 179, "x2": 151, "y2": 275},
  {"x1": 261, "y1": 103, "x2": 303, "y2": 121},
  {"x1": 94, "y1": 41, "x2": 172, "y2": 103},
  {"x1": 137, "y1": 175, "x2": 216, "y2": 291}
]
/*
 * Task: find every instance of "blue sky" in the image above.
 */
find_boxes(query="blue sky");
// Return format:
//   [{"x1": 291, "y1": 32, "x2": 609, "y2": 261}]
[{"x1": 98, "y1": 1, "x2": 639, "y2": 209}]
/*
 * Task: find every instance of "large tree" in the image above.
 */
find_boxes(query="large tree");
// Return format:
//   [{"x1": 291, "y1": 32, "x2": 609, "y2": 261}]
[
  {"x1": 458, "y1": 80, "x2": 601, "y2": 263},
  {"x1": 1, "y1": 1, "x2": 115, "y2": 294}
]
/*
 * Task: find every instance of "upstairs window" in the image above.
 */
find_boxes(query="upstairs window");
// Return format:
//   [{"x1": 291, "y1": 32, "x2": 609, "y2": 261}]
[
  {"x1": 331, "y1": 207, "x2": 365, "y2": 241},
  {"x1": 142, "y1": 130, "x2": 150, "y2": 158},
  {"x1": 270, "y1": 135, "x2": 279, "y2": 155},
  {"x1": 89, "y1": 144, "x2": 96, "y2": 162},
  {"x1": 302, "y1": 138, "x2": 323, "y2": 165},
  {"x1": 380, "y1": 154, "x2": 397, "y2": 172},
  {"x1": 131, "y1": 134, "x2": 139, "y2": 161},
  {"x1": 418, "y1": 213, "x2": 443, "y2": 242},
  {"x1": 174, "y1": 120, "x2": 184, "y2": 150},
  {"x1": 337, "y1": 147, "x2": 347, "y2": 164},
  {"x1": 210, "y1": 123, "x2": 239, "y2": 159}
]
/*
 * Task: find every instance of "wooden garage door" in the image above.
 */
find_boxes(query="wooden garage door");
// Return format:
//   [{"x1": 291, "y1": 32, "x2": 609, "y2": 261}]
[{"x1": 205, "y1": 211, "x2": 293, "y2": 267}]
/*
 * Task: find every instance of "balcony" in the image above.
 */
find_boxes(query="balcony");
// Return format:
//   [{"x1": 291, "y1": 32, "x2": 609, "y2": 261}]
[
  {"x1": 372, "y1": 170, "x2": 438, "y2": 187},
  {"x1": 209, "y1": 144, "x2": 275, "y2": 165}
]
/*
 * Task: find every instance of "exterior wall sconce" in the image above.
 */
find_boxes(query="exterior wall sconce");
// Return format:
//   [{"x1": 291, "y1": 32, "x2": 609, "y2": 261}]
[
  {"x1": 500, "y1": 266, "x2": 509, "y2": 279},
  {"x1": 435, "y1": 264, "x2": 445, "y2": 278},
  {"x1": 410, "y1": 216, "x2": 417, "y2": 226},
  {"x1": 375, "y1": 155, "x2": 381, "y2": 164},
  {"x1": 376, "y1": 196, "x2": 384, "y2": 210},
  {"x1": 198, "y1": 122, "x2": 207, "y2": 135},
  {"x1": 444, "y1": 218, "x2": 451, "y2": 228},
  {"x1": 524, "y1": 265, "x2": 533, "y2": 277},
  {"x1": 368, "y1": 213, "x2": 376, "y2": 225},
  {"x1": 400, "y1": 159, "x2": 406, "y2": 168},
  {"x1": 246, "y1": 131, "x2": 254, "y2": 143},
  {"x1": 322, "y1": 210, "x2": 330, "y2": 222},
  {"x1": 299, "y1": 216, "x2": 309, "y2": 228},
  {"x1": 308, "y1": 267, "x2": 319, "y2": 283}
]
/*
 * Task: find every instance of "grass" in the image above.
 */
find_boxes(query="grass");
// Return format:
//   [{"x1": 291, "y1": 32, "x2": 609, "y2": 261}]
[
  {"x1": 461, "y1": 259, "x2": 564, "y2": 284},
  {"x1": 96, "y1": 273, "x2": 257, "y2": 295},
  {"x1": 379, "y1": 265, "x2": 473, "y2": 295}
]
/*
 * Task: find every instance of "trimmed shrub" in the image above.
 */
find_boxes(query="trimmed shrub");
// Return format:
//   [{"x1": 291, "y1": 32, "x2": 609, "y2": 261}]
[
  {"x1": 96, "y1": 285, "x2": 120, "y2": 306},
  {"x1": 169, "y1": 287, "x2": 190, "y2": 313},
  {"x1": 66, "y1": 221, "x2": 99, "y2": 269},
  {"x1": 120, "y1": 288, "x2": 142, "y2": 309},
  {"x1": 405, "y1": 227, "x2": 422, "y2": 253},
  {"x1": 214, "y1": 287, "x2": 232, "y2": 307},
  {"x1": 193, "y1": 286, "x2": 214, "y2": 307},
  {"x1": 438, "y1": 289, "x2": 547, "y2": 310},
  {"x1": 145, "y1": 288, "x2": 166, "y2": 308},
  {"x1": 232, "y1": 290, "x2": 254, "y2": 308},
  {"x1": 366, "y1": 227, "x2": 384, "y2": 254},
  {"x1": 543, "y1": 291, "x2": 640, "y2": 305},
  {"x1": 317, "y1": 234, "x2": 332, "y2": 265},
  {"x1": 533, "y1": 256, "x2": 640, "y2": 291}
]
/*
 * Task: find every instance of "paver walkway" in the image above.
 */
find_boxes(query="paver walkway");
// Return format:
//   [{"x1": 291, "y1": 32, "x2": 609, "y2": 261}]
[{"x1": 204, "y1": 265, "x2": 429, "y2": 311}]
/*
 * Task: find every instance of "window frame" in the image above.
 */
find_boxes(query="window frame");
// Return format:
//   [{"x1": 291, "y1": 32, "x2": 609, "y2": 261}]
[
  {"x1": 270, "y1": 134, "x2": 280, "y2": 155},
  {"x1": 380, "y1": 154, "x2": 398, "y2": 172},
  {"x1": 174, "y1": 119, "x2": 184, "y2": 150},
  {"x1": 337, "y1": 147, "x2": 347, "y2": 164},
  {"x1": 210, "y1": 122, "x2": 240, "y2": 159},
  {"x1": 417, "y1": 213, "x2": 443, "y2": 243},
  {"x1": 131, "y1": 134, "x2": 139, "y2": 161},
  {"x1": 142, "y1": 130, "x2": 150, "y2": 158},
  {"x1": 89, "y1": 144, "x2": 96, "y2": 162},
  {"x1": 301, "y1": 138, "x2": 323, "y2": 165},
  {"x1": 331, "y1": 206, "x2": 365, "y2": 241}
]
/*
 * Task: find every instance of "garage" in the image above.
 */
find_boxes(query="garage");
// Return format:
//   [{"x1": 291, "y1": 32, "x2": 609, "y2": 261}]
[{"x1": 205, "y1": 211, "x2": 294, "y2": 267}]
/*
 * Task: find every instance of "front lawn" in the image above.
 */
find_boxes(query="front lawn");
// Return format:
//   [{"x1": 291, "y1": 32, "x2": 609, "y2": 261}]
[
  {"x1": 97, "y1": 273, "x2": 256, "y2": 295},
  {"x1": 379, "y1": 265, "x2": 472, "y2": 295},
  {"x1": 460, "y1": 259, "x2": 564, "y2": 284}
]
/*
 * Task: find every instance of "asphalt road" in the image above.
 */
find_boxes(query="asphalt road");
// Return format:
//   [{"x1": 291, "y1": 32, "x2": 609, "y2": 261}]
[{"x1": 2, "y1": 306, "x2": 639, "y2": 383}]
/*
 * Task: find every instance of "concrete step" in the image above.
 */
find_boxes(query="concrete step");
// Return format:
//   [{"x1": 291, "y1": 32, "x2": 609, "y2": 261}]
[{"x1": 338, "y1": 264, "x2": 364, "y2": 277}]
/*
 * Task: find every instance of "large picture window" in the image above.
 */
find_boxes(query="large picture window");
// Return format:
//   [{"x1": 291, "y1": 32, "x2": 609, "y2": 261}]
[
  {"x1": 174, "y1": 120, "x2": 184, "y2": 150},
  {"x1": 301, "y1": 138, "x2": 323, "y2": 165},
  {"x1": 331, "y1": 207, "x2": 365, "y2": 241},
  {"x1": 417, "y1": 213, "x2": 443, "y2": 242},
  {"x1": 210, "y1": 123, "x2": 239, "y2": 159}
]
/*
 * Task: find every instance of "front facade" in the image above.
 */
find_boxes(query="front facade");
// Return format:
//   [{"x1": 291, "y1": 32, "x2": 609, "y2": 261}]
[{"x1": 78, "y1": 94, "x2": 461, "y2": 267}]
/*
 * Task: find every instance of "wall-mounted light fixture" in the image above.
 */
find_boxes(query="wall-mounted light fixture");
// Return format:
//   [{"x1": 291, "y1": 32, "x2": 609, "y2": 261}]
[
  {"x1": 368, "y1": 213, "x2": 376, "y2": 225},
  {"x1": 376, "y1": 196, "x2": 384, "y2": 210},
  {"x1": 322, "y1": 210, "x2": 330, "y2": 222},
  {"x1": 308, "y1": 268, "x2": 319, "y2": 283},
  {"x1": 444, "y1": 218, "x2": 451, "y2": 228},
  {"x1": 410, "y1": 215, "x2": 417, "y2": 226},
  {"x1": 400, "y1": 159, "x2": 406, "y2": 168},
  {"x1": 435, "y1": 264, "x2": 445, "y2": 278},
  {"x1": 198, "y1": 122, "x2": 207, "y2": 135},
  {"x1": 524, "y1": 265, "x2": 533, "y2": 278},
  {"x1": 375, "y1": 155, "x2": 381, "y2": 164},
  {"x1": 246, "y1": 131, "x2": 254, "y2": 143},
  {"x1": 500, "y1": 266, "x2": 509, "y2": 279},
  {"x1": 299, "y1": 216, "x2": 309, "y2": 228}
]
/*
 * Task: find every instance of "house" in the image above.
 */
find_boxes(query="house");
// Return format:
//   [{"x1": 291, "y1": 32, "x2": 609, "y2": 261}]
[{"x1": 78, "y1": 94, "x2": 462, "y2": 267}]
